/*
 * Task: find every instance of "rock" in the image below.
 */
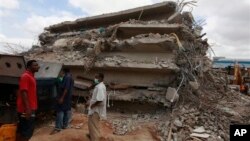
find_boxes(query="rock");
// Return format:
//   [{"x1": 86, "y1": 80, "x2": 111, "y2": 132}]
[
  {"x1": 189, "y1": 81, "x2": 199, "y2": 90},
  {"x1": 206, "y1": 130, "x2": 212, "y2": 134},
  {"x1": 153, "y1": 115, "x2": 159, "y2": 119},
  {"x1": 173, "y1": 133, "x2": 178, "y2": 141},
  {"x1": 132, "y1": 114, "x2": 138, "y2": 119},
  {"x1": 86, "y1": 47, "x2": 94, "y2": 54},
  {"x1": 172, "y1": 126, "x2": 178, "y2": 132},
  {"x1": 174, "y1": 119, "x2": 183, "y2": 127},
  {"x1": 193, "y1": 126, "x2": 205, "y2": 133},
  {"x1": 167, "y1": 12, "x2": 182, "y2": 24},
  {"x1": 185, "y1": 118, "x2": 196, "y2": 127},
  {"x1": 217, "y1": 106, "x2": 239, "y2": 117},
  {"x1": 75, "y1": 104, "x2": 86, "y2": 113},
  {"x1": 182, "y1": 12, "x2": 194, "y2": 25},
  {"x1": 190, "y1": 133, "x2": 210, "y2": 138},
  {"x1": 207, "y1": 136, "x2": 224, "y2": 141},
  {"x1": 74, "y1": 123, "x2": 83, "y2": 129},
  {"x1": 166, "y1": 87, "x2": 179, "y2": 102},
  {"x1": 53, "y1": 38, "x2": 69, "y2": 47}
]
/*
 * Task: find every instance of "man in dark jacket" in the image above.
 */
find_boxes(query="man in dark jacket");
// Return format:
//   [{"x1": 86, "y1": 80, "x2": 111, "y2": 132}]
[{"x1": 51, "y1": 68, "x2": 74, "y2": 134}]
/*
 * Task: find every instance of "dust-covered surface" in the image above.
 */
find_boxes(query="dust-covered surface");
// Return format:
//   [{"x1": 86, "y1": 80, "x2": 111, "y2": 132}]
[{"x1": 31, "y1": 112, "x2": 162, "y2": 141}]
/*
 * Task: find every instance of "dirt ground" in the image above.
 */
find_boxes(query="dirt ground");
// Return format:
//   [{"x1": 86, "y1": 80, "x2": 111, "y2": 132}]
[{"x1": 30, "y1": 113, "x2": 161, "y2": 141}]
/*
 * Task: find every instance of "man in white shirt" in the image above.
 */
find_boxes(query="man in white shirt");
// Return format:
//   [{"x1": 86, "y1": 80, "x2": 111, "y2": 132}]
[{"x1": 87, "y1": 73, "x2": 107, "y2": 141}]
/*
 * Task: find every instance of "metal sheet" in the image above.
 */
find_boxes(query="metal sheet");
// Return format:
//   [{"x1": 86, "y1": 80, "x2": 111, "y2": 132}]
[
  {"x1": 0, "y1": 54, "x2": 25, "y2": 78},
  {"x1": 35, "y1": 61, "x2": 62, "y2": 78}
]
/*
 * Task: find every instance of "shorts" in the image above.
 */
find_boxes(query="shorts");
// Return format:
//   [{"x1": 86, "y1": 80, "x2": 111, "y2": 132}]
[{"x1": 17, "y1": 113, "x2": 35, "y2": 139}]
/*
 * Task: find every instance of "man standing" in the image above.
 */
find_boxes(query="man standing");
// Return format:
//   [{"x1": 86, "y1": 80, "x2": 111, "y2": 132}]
[
  {"x1": 87, "y1": 73, "x2": 107, "y2": 141},
  {"x1": 51, "y1": 68, "x2": 74, "y2": 134},
  {"x1": 17, "y1": 60, "x2": 40, "y2": 141}
]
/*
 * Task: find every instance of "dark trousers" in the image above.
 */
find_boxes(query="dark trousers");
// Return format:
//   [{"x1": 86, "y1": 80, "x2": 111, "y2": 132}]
[
  {"x1": 55, "y1": 110, "x2": 71, "y2": 130},
  {"x1": 17, "y1": 113, "x2": 35, "y2": 140}
]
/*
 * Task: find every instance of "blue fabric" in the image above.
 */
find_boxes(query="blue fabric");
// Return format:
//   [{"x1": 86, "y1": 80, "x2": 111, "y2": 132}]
[
  {"x1": 56, "y1": 73, "x2": 74, "y2": 111},
  {"x1": 55, "y1": 110, "x2": 71, "y2": 130}
]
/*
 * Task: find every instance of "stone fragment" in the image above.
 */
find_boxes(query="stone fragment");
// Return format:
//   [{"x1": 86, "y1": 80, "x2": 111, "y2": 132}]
[
  {"x1": 167, "y1": 12, "x2": 182, "y2": 24},
  {"x1": 166, "y1": 87, "x2": 179, "y2": 102},
  {"x1": 132, "y1": 114, "x2": 138, "y2": 119},
  {"x1": 174, "y1": 119, "x2": 183, "y2": 127},
  {"x1": 193, "y1": 126, "x2": 205, "y2": 133},
  {"x1": 182, "y1": 12, "x2": 194, "y2": 24},
  {"x1": 217, "y1": 106, "x2": 239, "y2": 117},
  {"x1": 190, "y1": 133, "x2": 210, "y2": 138},
  {"x1": 53, "y1": 38, "x2": 68, "y2": 47},
  {"x1": 189, "y1": 81, "x2": 200, "y2": 90}
]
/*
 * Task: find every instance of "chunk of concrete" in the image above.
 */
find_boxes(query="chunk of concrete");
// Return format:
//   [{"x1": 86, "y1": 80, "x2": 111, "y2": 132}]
[
  {"x1": 174, "y1": 119, "x2": 183, "y2": 127},
  {"x1": 182, "y1": 12, "x2": 194, "y2": 24},
  {"x1": 46, "y1": 2, "x2": 177, "y2": 33},
  {"x1": 189, "y1": 81, "x2": 200, "y2": 90},
  {"x1": 190, "y1": 133, "x2": 210, "y2": 138},
  {"x1": 193, "y1": 126, "x2": 206, "y2": 133},
  {"x1": 166, "y1": 87, "x2": 179, "y2": 102},
  {"x1": 116, "y1": 24, "x2": 184, "y2": 39},
  {"x1": 167, "y1": 12, "x2": 182, "y2": 24},
  {"x1": 53, "y1": 38, "x2": 69, "y2": 47}
]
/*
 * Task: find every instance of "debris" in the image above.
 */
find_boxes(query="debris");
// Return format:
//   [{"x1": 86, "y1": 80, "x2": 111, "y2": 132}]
[
  {"x1": 173, "y1": 119, "x2": 182, "y2": 127},
  {"x1": 167, "y1": 12, "x2": 182, "y2": 24},
  {"x1": 166, "y1": 87, "x2": 179, "y2": 102},
  {"x1": 189, "y1": 81, "x2": 199, "y2": 90},
  {"x1": 190, "y1": 133, "x2": 210, "y2": 138},
  {"x1": 75, "y1": 104, "x2": 85, "y2": 113},
  {"x1": 167, "y1": 123, "x2": 173, "y2": 141},
  {"x1": 20, "y1": 1, "x2": 250, "y2": 141},
  {"x1": 193, "y1": 126, "x2": 206, "y2": 133}
]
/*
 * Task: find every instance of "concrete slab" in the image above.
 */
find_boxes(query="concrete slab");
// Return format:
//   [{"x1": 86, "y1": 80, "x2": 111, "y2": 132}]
[
  {"x1": 167, "y1": 12, "x2": 183, "y2": 24},
  {"x1": 94, "y1": 61, "x2": 179, "y2": 71},
  {"x1": 116, "y1": 24, "x2": 185, "y2": 39},
  {"x1": 46, "y1": 2, "x2": 177, "y2": 33},
  {"x1": 74, "y1": 88, "x2": 165, "y2": 102},
  {"x1": 99, "y1": 52, "x2": 175, "y2": 63},
  {"x1": 70, "y1": 67, "x2": 176, "y2": 87},
  {"x1": 113, "y1": 37, "x2": 177, "y2": 52}
]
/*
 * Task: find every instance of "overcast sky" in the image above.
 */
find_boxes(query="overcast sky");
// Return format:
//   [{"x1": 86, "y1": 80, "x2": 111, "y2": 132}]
[{"x1": 0, "y1": 0, "x2": 249, "y2": 59}]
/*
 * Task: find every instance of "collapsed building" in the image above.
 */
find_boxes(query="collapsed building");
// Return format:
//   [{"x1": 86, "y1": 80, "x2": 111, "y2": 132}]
[
  {"x1": 26, "y1": 1, "x2": 207, "y2": 106},
  {"x1": 24, "y1": 1, "x2": 250, "y2": 141}
]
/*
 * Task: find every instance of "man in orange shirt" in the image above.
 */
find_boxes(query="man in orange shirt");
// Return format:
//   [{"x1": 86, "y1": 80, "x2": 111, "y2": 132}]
[{"x1": 17, "y1": 60, "x2": 40, "y2": 141}]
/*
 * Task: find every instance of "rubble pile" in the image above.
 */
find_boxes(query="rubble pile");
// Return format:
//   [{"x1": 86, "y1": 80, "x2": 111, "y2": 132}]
[{"x1": 24, "y1": 1, "x2": 250, "y2": 141}]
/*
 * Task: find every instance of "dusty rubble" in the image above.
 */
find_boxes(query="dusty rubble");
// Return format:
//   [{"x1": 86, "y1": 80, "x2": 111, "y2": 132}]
[{"x1": 23, "y1": 1, "x2": 250, "y2": 141}]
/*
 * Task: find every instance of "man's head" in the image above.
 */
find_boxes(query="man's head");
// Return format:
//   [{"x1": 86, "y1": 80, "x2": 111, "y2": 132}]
[
  {"x1": 26, "y1": 60, "x2": 39, "y2": 73},
  {"x1": 94, "y1": 73, "x2": 104, "y2": 84}
]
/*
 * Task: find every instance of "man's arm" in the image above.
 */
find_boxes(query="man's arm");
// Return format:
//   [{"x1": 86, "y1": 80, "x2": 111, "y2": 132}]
[
  {"x1": 19, "y1": 75, "x2": 31, "y2": 119},
  {"x1": 59, "y1": 89, "x2": 68, "y2": 104},
  {"x1": 58, "y1": 76, "x2": 71, "y2": 104},
  {"x1": 20, "y1": 90, "x2": 31, "y2": 118}
]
